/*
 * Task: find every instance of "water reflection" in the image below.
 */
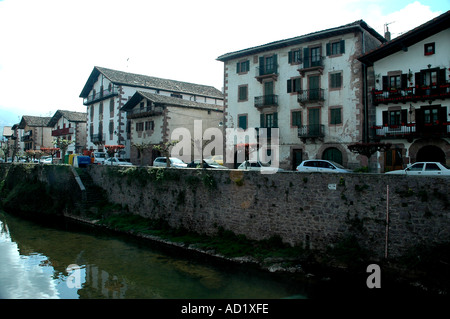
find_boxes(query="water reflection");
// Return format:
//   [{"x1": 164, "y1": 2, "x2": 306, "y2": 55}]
[{"x1": 0, "y1": 212, "x2": 308, "y2": 299}]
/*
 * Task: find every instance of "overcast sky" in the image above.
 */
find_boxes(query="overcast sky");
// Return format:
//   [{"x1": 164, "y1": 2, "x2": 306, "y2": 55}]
[{"x1": 0, "y1": 0, "x2": 448, "y2": 129}]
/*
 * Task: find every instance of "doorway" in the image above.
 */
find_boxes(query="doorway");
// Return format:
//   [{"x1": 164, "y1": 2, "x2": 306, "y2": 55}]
[{"x1": 416, "y1": 145, "x2": 445, "y2": 164}]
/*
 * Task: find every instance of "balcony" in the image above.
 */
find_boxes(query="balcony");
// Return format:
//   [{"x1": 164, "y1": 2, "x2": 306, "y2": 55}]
[
  {"x1": 255, "y1": 65, "x2": 278, "y2": 83},
  {"x1": 298, "y1": 56, "x2": 325, "y2": 76},
  {"x1": 91, "y1": 133, "x2": 105, "y2": 144},
  {"x1": 52, "y1": 127, "x2": 74, "y2": 137},
  {"x1": 297, "y1": 89, "x2": 325, "y2": 106},
  {"x1": 83, "y1": 87, "x2": 119, "y2": 106},
  {"x1": 372, "y1": 83, "x2": 450, "y2": 105},
  {"x1": 298, "y1": 124, "x2": 325, "y2": 140},
  {"x1": 254, "y1": 95, "x2": 278, "y2": 109},
  {"x1": 371, "y1": 123, "x2": 450, "y2": 140},
  {"x1": 21, "y1": 130, "x2": 32, "y2": 142},
  {"x1": 126, "y1": 106, "x2": 164, "y2": 119}
]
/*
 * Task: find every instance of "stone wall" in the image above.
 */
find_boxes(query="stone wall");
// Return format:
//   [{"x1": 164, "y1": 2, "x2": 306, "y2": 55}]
[{"x1": 88, "y1": 165, "x2": 450, "y2": 259}]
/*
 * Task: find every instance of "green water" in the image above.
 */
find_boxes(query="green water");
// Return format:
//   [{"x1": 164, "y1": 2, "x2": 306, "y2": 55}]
[{"x1": 0, "y1": 212, "x2": 309, "y2": 299}]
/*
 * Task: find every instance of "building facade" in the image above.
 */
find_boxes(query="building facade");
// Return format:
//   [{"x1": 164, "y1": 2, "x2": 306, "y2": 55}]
[
  {"x1": 121, "y1": 91, "x2": 223, "y2": 165},
  {"x1": 48, "y1": 110, "x2": 88, "y2": 157},
  {"x1": 217, "y1": 20, "x2": 386, "y2": 170},
  {"x1": 359, "y1": 11, "x2": 450, "y2": 171},
  {"x1": 17, "y1": 116, "x2": 53, "y2": 152},
  {"x1": 79, "y1": 66, "x2": 223, "y2": 159}
]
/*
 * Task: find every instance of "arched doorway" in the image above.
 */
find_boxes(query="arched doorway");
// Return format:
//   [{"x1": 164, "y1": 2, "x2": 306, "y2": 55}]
[
  {"x1": 322, "y1": 147, "x2": 343, "y2": 165},
  {"x1": 416, "y1": 145, "x2": 445, "y2": 164}
]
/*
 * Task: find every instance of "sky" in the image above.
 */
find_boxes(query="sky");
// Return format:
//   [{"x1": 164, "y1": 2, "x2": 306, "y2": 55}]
[{"x1": 0, "y1": 0, "x2": 448, "y2": 131}]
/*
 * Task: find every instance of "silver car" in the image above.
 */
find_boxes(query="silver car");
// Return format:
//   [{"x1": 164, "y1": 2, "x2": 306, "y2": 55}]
[
  {"x1": 385, "y1": 162, "x2": 450, "y2": 176},
  {"x1": 296, "y1": 160, "x2": 352, "y2": 173},
  {"x1": 153, "y1": 157, "x2": 187, "y2": 168}
]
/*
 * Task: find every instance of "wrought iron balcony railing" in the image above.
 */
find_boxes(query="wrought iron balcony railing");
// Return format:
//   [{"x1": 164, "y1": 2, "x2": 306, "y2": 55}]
[
  {"x1": 126, "y1": 106, "x2": 164, "y2": 119},
  {"x1": 254, "y1": 95, "x2": 278, "y2": 108},
  {"x1": 297, "y1": 89, "x2": 325, "y2": 105},
  {"x1": 52, "y1": 127, "x2": 74, "y2": 137},
  {"x1": 372, "y1": 82, "x2": 450, "y2": 105},
  {"x1": 298, "y1": 124, "x2": 325, "y2": 138},
  {"x1": 83, "y1": 87, "x2": 119, "y2": 106}
]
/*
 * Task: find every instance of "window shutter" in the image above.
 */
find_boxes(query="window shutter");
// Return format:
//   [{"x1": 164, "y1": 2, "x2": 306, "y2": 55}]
[
  {"x1": 340, "y1": 40, "x2": 345, "y2": 54},
  {"x1": 246, "y1": 60, "x2": 250, "y2": 72},
  {"x1": 438, "y1": 68, "x2": 446, "y2": 84},
  {"x1": 415, "y1": 72, "x2": 422, "y2": 86},
  {"x1": 273, "y1": 54, "x2": 278, "y2": 73},
  {"x1": 259, "y1": 56, "x2": 264, "y2": 76},
  {"x1": 288, "y1": 51, "x2": 292, "y2": 63},
  {"x1": 236, "y1": 62, "x2": 240, "y2": 73},
  {"x1": 326, "y1": 43, "x2": 330, "y2": 56},
  {"x1": 273, "y1": 112, "x2": 278, "y2": 128},
  {"x1": 401, "y1": 110, "x2": 407, "y2": 124},
  {"x1": 401, "y1": 74, "x2": 408, "y2": 89},
  {"x1": 382, "y1": 76, "x2": 388, "y2": 90},
  {"x1": 260, "y1": 113, "x2": 265, "y2": 128},
  {"x1": 287, "y1": 79, "x2": 292, "y2": 93},
  {"x1": 382, "y1": 111, "x2": 388, "y2": 126},
  {"x1": 303, "y1": 48, "x2": 310, "y2": 68}
]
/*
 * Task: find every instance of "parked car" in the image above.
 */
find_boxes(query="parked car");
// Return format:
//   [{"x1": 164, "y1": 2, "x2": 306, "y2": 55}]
[
  {"x1": 104, "y1": 157, "x2": 133, "y2": 166},
  {"x1": 205, "y1": 155, "x2": 223, "y2": 165},
  {"x1": 40, "y1": 156, "x2": 53, "y2": 164},
  {"x1": 187, "y1": 159, "x2": 227, "y2": 169},
  {"x1": 385, "y1": 162, "x2": 450, "y2": 176},
  {"x1": 238, "y1": 160, "x2": 285, "y2": 172},
  {"x1": 91, "y1": 152, "x2": 107, "y2": 164},
  {"x1": 153, "y1": 157, "x2": 187, "y2": 168},
  {"x1": 296, "y1": 160, "x2": 352, "y2": 173}
]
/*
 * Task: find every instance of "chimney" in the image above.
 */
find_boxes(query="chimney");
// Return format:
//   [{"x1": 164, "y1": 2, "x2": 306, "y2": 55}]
[{"x1": 385, "y1": 26, "x2": 391, "y2": 41}]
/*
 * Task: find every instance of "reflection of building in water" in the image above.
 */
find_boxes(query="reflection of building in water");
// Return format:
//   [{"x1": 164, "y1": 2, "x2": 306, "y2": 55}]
[{"x1": 83, "y1": 264, "x2": 127, "y2": 299}]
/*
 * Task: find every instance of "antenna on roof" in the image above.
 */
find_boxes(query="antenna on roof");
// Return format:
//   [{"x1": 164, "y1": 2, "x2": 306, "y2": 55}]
[{"x1": 384, "y1": 21, "x2": 395, "y2": 41}]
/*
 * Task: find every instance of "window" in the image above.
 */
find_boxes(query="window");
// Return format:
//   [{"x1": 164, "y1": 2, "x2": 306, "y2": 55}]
[
  {"x1": 288, "y1": 49, "x2": 302, "y2": 64},
  {"x1": 310, "y1": 47, "x2": 321, "y2": 67},
  {"x1": 425, "y1": 163, "x2": 440, "y2": 171},
  {"x1": 109, "y1": 121, "x2": 114, "y2": 134},
  {"x1": 382, "y1": 110, "x2": 407, "y2": 126},
  {"x1": 109, "y1": 99, "x2": 114, "y2": 117},
  {"x1": 330, "y1": 72, "x2": 342, "y2": 89},
  {"x1": 424, "y1": 108, "x2": 439, "y2": 125},
  {"x1": 171, "y1": 93, "x2": 182, "y2": 99},
  {"x1": 136, "y1": 122, "x2": 144, "y2": 132},
  {"x1": 236, "y1": 60, "x2": 250, "y2": 73},
  {"x1": 287, "y1": 78, "x2": 301, "y2": 93},
  {"x1": 238, "y1": 85, "x2": 248, "y2": 101},
  {"x1": 260, "y1": 112, "x2": 278, "y2": 128},
  {"x1": 238, "y1": 115, "x2": 247, "y2": 130},
  {"x1": 145, "y1": 121, "x2": 154, "y2": 131},
  {"x1": 389, "y1": 75, "x2": 401, "y2": 89},
  {"x1": 424, "y1": 42, "x2": 435, "y2": 56},
  {"x1": 292, "y1": 111, "x2": 301, "y2": 127},
  {"x1": 327, "y1": 40, "x2": 345, "y2": 56},
  {"x1": 330, "y1": 108, "x2": 342, "y2": 125}
]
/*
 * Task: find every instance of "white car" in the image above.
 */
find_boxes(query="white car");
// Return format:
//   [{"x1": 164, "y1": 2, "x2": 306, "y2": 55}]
[
  {"x1": 296, "y1": 160, "x2": 352, "y2": 173},
  {"x1": 104, "y1": 157, "x2": 133, "y2": 166},
  {"x1": 153, "y1": 157, "x2": 187, "y2": 168},
  {"x1": 237, "y1": 160, "x2": 284, "y2": 172},
  {"x1": 385, "y1": 162, "x2": 450, "y2": 176}
]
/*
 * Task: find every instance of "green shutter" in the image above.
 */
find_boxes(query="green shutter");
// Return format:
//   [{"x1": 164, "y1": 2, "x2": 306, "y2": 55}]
[
  {"x1": 303, "y1": 48, "x2": 310, "y2": 68},
  {"x1": 273, "y1": 54, "x2": 278, "y2": 73},
  {"x1": 326, "y1": 43, "x2": 330, "y2": 56},
  {"x1": 288, "y1": 51, "x2": 292, "y2": 63},
  {"x1": 260, "y1": 113, "x2": 265, "y2": 128},
  {"x1": 273, "y1": 112, "x2": 278, "y2": 128},
  {"x1": 287, "y1": 79, "x2": 292, "y2": 93},
  {"x1": 236, "y1": 62, "x2": 240, "y2": 73},
  {"x1": 340, "y1": 40, "x2": 345, "y2": 54}
]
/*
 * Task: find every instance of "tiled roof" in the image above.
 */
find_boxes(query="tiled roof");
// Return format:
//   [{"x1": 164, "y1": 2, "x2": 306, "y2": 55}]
[
  {"x1": 48, "y1": 110, "x2": 87, "y2": 127},
  {"x1": 358, "y1": 10, "x2": 450, "y2": 65},
  {"x1": 121, "y1": 91, "x2": 224, "y2": 112},
  {"x1": 80, "y1": 66, "x2": 224, "y2": 99},
  {"x1": 18, "y1": 116, "x2": 52, "y2": 129},
  {"x1": 217, "y1": 20, "x2": 386, "y2": 61}
]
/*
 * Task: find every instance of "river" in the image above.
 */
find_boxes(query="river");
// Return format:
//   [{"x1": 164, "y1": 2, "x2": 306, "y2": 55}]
[{"x1": 0, "y1": 211, "x2": 313, "y2": 299}]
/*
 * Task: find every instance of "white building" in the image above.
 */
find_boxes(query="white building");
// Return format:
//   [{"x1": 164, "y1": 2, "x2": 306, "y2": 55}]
[
  {"x1": 359, "y1": 11, "x2": 450, "y2": 171},
  {"x1": 217, "y1": 20, "x2": 386, "y2": 170},
  {"x1": 48, "y1": 110, "x2": 87, "y2": 157},
  {"x1": 79, "y1": 66, "x2": 223, "y2": 159}
]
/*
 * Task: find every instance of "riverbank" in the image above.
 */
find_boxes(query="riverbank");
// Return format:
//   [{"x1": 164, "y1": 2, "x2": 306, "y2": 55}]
[{"x1": 1, "y1": 163, "x2": 449, "y2": 298}]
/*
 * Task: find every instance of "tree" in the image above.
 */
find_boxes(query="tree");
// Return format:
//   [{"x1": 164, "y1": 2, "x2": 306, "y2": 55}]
[
  {"x1": 105, "y1": 145, "x2": 125, "y2": 158},
  {"x1": 132, "y1": 142, "x2": 152, "y2": 166},
  {"x1": 41, "y1": 147, "x2": 60, "y2": 163},
  {"x1": 153, "y1": 140, "x2": 179, "y2": 167},
  {"x1": 53, "y1": 138, "x2": 73, "y2": 162},
  {"x1": 348, "y1": 142, "x2": 391, "y2": 171}
]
